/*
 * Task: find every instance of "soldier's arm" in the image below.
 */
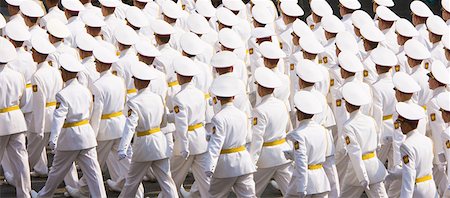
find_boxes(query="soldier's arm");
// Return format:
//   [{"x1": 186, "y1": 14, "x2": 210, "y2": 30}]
[
  {"x1": 344, "y1": 125, "x2": 369, "y2": 185},
  {"x1": 32, "y1": 77, "x2": 46, "y2": 134},
  {"x1": 249, "y1": 109, "x2": 267, "y2": 165},
  {"x1": 294, "y1": 135, "x2": 308, "y2": 194},
  {"x1": 206, "y1": 117, "x2": 226, "y2": 174},
  {"x1": 50, "y1": 93, "x2": 68, "y2": 144},
  {"x1": 118, "y1": 102, "x2": 139, "y2": 152},
  {"x1": 173, "y1": 98, "x2": 189, "y2": 154},
  {"x1": 400, "y1": 144, "x2": 416, "y2": 198},
  {"x1": 90, "y1": 86, "x2": 103, "y2": 136}
]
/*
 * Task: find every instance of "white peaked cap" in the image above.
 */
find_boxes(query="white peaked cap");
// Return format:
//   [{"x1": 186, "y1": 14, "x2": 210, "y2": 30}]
[
  {"x1": 430, "y1": 60, "x2": 450, "y2": 84},
  {"x1": 59, "y1": 53, "x2": 84, "y2": 72},
  {"x1": 410, "y1": 0, "x2": 433, "y2": 17},
  {"x1": 210, "y1": 75, "x2": 242, "y2": 97},
  {"x1": 339, "y1": 0, "x2": 361, "y2": 10},
  {"x1": 180, "y1": 32, "x2": 205, "y2": 55},
  {"x1": 254, "y1": 67, "x2": 281, "y2": 88},
  {"x1": 93, "y1": 46, "x2": 118, "y2": 64},
  {"x1": 0, "y1": 37, "x2": 17, "y2": 63},
  {"x1": 299, "y1": 34, "x2": 324, "y2": 54},
  {"x1": 47, "y1": 19, "x2": 70, "y2": 38},
  {"x1": 76, "y1": 32, "x2": 97, "y2": 51},
  {"x1": 370, "y1": 47, "x2": 397, "y2": 66},
  {"x1": 310, "y1": 0, "x2": 332, "y2": 17},
  {"x1": 223, "y1": 0, "x2": 245, "y2": 11},
  {"x1": 360, "y1": 25, "x2": 385, "y2": 42},
  {"x1": 211, "y1": 51, "x2": 237, "y2": 68},
  {"x1": 114, "y1": 24, "x2": 138, "y2": 45},
  {"x1": 335, "y1": 31, "x2": 358, "y2": 54},
  {"x1": 294, "y1": 91, "x2": 323, "y2": 114},
  {"x1": 395, "y1": 18, "x2": 419, "y2": 37},
  {"x1": 5, "y1": 0, "x2": 23, "y2": 6},
  {"x1": 5, "y1": 21, "x2": 31, "y2": 41},
  {"x1": 131, "y1": 61, "x2": 159, "y2": 80},
  {"x1": 251, "y1": 27, "x2": 275, "y2": 38},
  {"x1": 187, "y1": 13, "x2": 211, "y2": 34},
  {"x1": 31, "y1": 36, "x2": 56, "y2": 55},
  {"x1": 393, "y1": 72, "x2": 421, "y2": 93},
  {"x1": 321, "y1": 14, "x2": 345, "y2": 33},
  {"x1": 0, "y1": 14, "x2": 5, "y2": 29},
  {"x1": 342, "y1": 81, "x2": 371, "y2": 106},
  {"x1": 442, "y1": 33, "x2": 450, "y2": 50},
  {"x1": 252, "y1": 4, "x2": 275, "y2": 24},
  {"x1": 151, "y1": 19, "x2": 175, "y2": 35},
  {"x1": 82, "y1": 12, "x2": 105, "y2": 27},
  {"x1": 20, "y1": 1, "x2": 44, "y2": 17},
  {"x1": 173, "y1": 56, "x2": 200, "y2": 76},
  {"x1": 195, "y1": 0, "x2": 216, "y2": 18},
  {"x1": 161, "y1": 0, "x2": 183, "y2": 19},
  {"x1": 280, "y1": 2, "x2": 304, "y2": 17},
  {"x1": 99, "y1": 0, "x2": 121, "y2": 7},
  {"x1": 374, "y1": 0, "x2": 394, "y2": 7},
  {"x1": 442, "y1": 0, "x2": 450, "y2": 12},
  {"x1": 61, "y1": 0, "x2": 85, "y2": 11},
  {"x1": 216, "y1": 7, "x2": 240, "y2": 26},
  {"x1": 426, "y1": 15, "x2": 447, "y2": 36},
  {"x1": 135, "y1": 37, "x2": 161, "y2": 57},
  {"x1": 396, "y1": 102, "x2": 425, "y2": 120},
  {"x1": 376, "y1": 6, "x2": 399, "y2": 21},
  {"x1": 259, "y1": 41, "x2": 286, "y2": 59},
  {"x1": 295, "y1": 59, "x2": 323, "y2": 83},
  {"x1": 404, "y1": 39, "x2": 430, "y2": 60},
  {"x1": 292, "y1": 19, "x2": 313, "y2": 38},
  {"x1": 437, "y1": 92, "x2": 450, "y2": 111},
  {"x1": 218, "y1": 28, "x2": 243, "y2": 49},
  {"x1": 351, "y1": 10, "x2": 373, "y2": 29},
  {"x1": 126, "y1": 6, "x2": 149, "y2": 28},
  {"x1": 338, "y1": 51, "x2": 364, "y2": 72}
]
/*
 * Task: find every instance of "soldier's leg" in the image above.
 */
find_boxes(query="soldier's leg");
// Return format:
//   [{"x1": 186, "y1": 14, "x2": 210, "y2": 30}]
[
  {"x1": 170, "y1": 155, "x2": 194, "y2": 192},
  {"x1": 308, "y1": 192, "x2": 329, "y2": 198},
  {"x1": 7, "y1": 133, "x2": 31, "y2": 198},
  {"x1": 27, "y1": 132, "x2": 48, "y2": 174},
  {"x1": 232, "y1": 173, "x2": 256, "y2": 198},
  {"x1": 323, "y1": 156, "x2": 340, "y2": 198},
  {"x1": 273, "y1": 163, "x2": 293, "y2": 195},
  {"x1": 34, "y1": 133, "x2": 50, "y2": 175},
  {"x1": 386, "y1": 178, "x2": 401, "y2": 198},
  {"x1": 285, "y1": 174, "x2": 300, "y2": 198},
  {"x1": 191, "y1": 153, "x2": 211, "y2": 197},
  {"x1": 76, "y1": 148, "x2": 106, "y2": 198},
  {"x1": 63, "y1": 163, "x2": 79, "y2": 189},
  {"x1": 152, "y1": 158, "x2": 179, "y2": 197},
  {"x1": 119, "y1": 160, "x2": 149, "y2": 198},
  {"x1": 340, "y1": 185, "x2": 364, "y2": 198},
  {"x1": 209, "y1": 176, "x2": 236, "y2": 198},
  {"x1": 1, "y1": 151, "x2": 15, "y2": 186},
  {"x1": 365, "y1": 181, "x2": 388, "y2": 198},
  {"x1": 253, "y1": 166, "x2": 276, "y2": 197},
  {"x1": 37, "y1": 150, "x2": 79, "y2": 197}
]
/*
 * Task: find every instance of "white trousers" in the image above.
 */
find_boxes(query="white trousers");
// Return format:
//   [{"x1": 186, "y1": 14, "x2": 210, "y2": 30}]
[
  {"x1": 37, "y1": 147, "x2": 106, "y2": 198},
  {"x1": 285, "y1": 192, "x2": 328, "y2": 198},
  {"x1": 27, "y1": 132, "x2": 50, "y2": 174},
  {"x1": 253, "y1": 163, "x2": 292, "y2": 197},
  {"x1": 120, "y1": 158, "x2": 178, "y2": 198},
  {"x1": 323, "y1": 156, "x2": 340, "y2": 198},
  {"x1": 386, "y1": 177, "x2": 401, "y2": 198},
  {"x1": 209, "y1": 173, "x2": 256, "y2": 198},
  {"x1": 335, "y1": 149, "x2": 349, "y2": 185},
  {"x1": 0, "y1": 132, "x2": 31, "y2": 198},
  {"x1": 340, "y1": 181, "x2": 388, "y2": 198},
  {"x1": 170, "y1": 153, "x2": 210, "y2": 197}
]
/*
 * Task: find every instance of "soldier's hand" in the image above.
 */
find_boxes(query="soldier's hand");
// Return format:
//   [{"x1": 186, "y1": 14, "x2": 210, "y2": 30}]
[
  {"x1": 181, "y1": 151, "x2": 190, "y2": 160},
  {"x1": 283, "y1": 150, "x2": 294, "y2": 160},
  {"x1": 299, "y1": 191, "x2": 306, "y2": 198},
  {"x1": 360, "y1": 180, "x2": 370, "y2": 190},
  {"x1": 205, "y1": 171, "x2": 213, "y2": 178},
  {"x1": 49, "y1": 140, "x2": 56, "y2": 151},
  {"x1": 118, "y1": 150, "x2": 127, "y2": 160}
]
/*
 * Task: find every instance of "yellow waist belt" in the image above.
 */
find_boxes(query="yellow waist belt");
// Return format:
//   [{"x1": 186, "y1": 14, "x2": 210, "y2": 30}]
[
  {"x1": 308, "y1": 164, "x2": 323, "y2": 170},
  {"x1": 136, "y1": 127, "x2": 161, "y2": 137},
  {"x1": 168, "y1": 81, "x2": 179, "y2": 87},
  {"x1": 188, "y1": 123, "x2": 203, "y2": 131},
  {"x1": 0, "y1": 105, "x2": 20, "y2": 113},
  {"x1": 127, "y1": 89, "x2": 137, "y2": 94},
  {"x1": 220, "y1": 145, "x2": 246, "y2": 154},
  {"x1": 26, "y1": 83, "x2": 32, "y2": 88},
  {"x1": 263, "y1": 138, "x2": 286, "y2": 147},
  {"x1": 362, "y1": 152, "x2": 375, "y2": 160},
  {"x1": 63, "y1": 120, "x2": 89, "y2": 128},
  {"x1": 101, "y1": 111, "x2": 123, "y2": 119},
  {"x1": 383, "y1": 115, "x2": 393, "y2": 120},
  {"x1": 46, "y1": 101, "x2": 57, "y2": 107},
  {"x1": 415, "y1": 174, "x2": 432, "y2": 184}
]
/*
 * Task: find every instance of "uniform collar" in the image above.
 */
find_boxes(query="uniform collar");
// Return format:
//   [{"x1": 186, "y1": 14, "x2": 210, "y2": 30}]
[
  {"x1": 221, "y1": 102, "x2": 234, "y2": 109},
  {"x1": 349, "y1": 109, "x2": 362, "y2": 118},
  {"x1": 65, "y1": 78, "x2": 80, "y2": 86},
  {"x1": 137, "y1": 87, "x2": 151, "y2": 94},
  {"x1": 405, "y1": 129, "x2": 417, "y2": 138},
  {"x1": 377, "y1": 72, "x2": 392, "y2": 80},
  {"x1": 260, "y1": 94, "x2": 274, "y2": 103},
  {"x1": 298, "y1": 118, "x2": 314, "y2": 126},
  {"x1": 100, "y1": 69, "x2": 112, "y2": 77},
  {"x1": 120, "y1": 48, "x2": 136, "y2": 58},
  {"x1": 37, "y1": 61, "x2": 50, "y2": 69},
  {"x1": 81, "y1": 56, "x2": 95, "y2": 64},
  {"x1": 180, "y1": 81, "x2": 193, "y2": 90},
  {"x1": 433, "y1": 86, "x2": 447, "y2": 97},
  {"x1": 68, "y1": 16, "x2": 79, "y2": 23}
]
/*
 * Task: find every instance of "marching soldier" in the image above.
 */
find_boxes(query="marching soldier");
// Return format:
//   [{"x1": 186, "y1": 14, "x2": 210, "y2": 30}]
[
  {"x1": 285, "y1": 91, "x2": 331, "y2": 198},
  {"x1": 0, "y1": 36, "x2": 31, "y2": 198},
  {"x1": 117, "y1": 62, "x2": 178, "y2": 197},
  {"x1": 437, "y1": 92, "x2": 450, "y2": 196},
  {"x1": 32, "y1": 54, "x2": 106, "y2": 198},
  {"x1": 205, "y1": 75, "x2": 257, "y2": 198},
  {"x1": 396, "y1": 102, "x2": 438, "y2": 197}
]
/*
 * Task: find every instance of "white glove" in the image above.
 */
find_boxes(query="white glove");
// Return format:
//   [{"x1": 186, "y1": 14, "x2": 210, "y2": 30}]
[
  {"x1": 181, "y1": 151, "x2": 189, "y2": 160},
  {"x1": 126, "y1": 145, "x2": 133, "y2": 157},
  {"x1": 283, "y1": 150, "x2": 294, "y2": 160},
  {"x1": 205, "y1": 171, "x2": 213, "y2": 178},
  {"x1": 49, "y1": 140, "x2": 57, "y2": 151},
  {"x1": 299, "y1": 191, "x2": 306, "y2": 198},
  {"x1": 439, "y1": 153, "x2": 446, "y2": 163},
  {"x1": 360, "y1": 180, "x2": 370, "y2": 190},
  {"x1": 118, "y1": 149, "x2": 127, "y2": 160},
  {"x1": 167, "y1": 112, "x2": 175, "y2": 123}
]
